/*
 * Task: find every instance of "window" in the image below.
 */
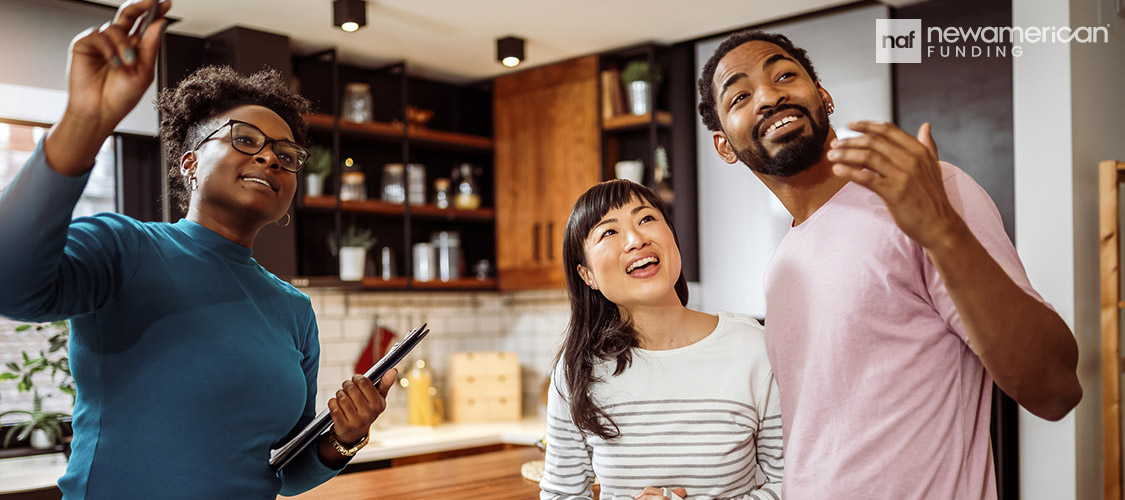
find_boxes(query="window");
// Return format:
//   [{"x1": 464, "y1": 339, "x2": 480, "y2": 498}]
[{"x1": 0, "y1": 120, "x2": 117, "y2": 218}]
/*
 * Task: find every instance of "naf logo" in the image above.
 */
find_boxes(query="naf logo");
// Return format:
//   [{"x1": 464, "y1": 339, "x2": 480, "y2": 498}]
[{"x1": 875, "y1": 19, "x2": 922, "y2": 63}]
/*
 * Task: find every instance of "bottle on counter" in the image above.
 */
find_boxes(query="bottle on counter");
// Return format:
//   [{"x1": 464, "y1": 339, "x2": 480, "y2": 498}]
[{"x1": 403, "y1": 359, "x2": 440, "y2": 426}]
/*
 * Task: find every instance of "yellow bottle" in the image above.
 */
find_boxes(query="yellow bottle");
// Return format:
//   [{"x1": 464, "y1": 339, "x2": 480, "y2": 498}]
[{"x1": 405, "y1": 359, "x2": 437, "y2": 426}]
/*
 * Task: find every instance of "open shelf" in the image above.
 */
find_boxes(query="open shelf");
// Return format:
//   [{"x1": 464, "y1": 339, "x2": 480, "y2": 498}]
[
  {"x1": 603, "y1": 111, "x2": 673, "y2": 132},
  {"x1": 306, "y1": 113, "x2": 493, "y2": 151},
  {"x1": 359, "y1": 277, "x2": 410, "y2": 289},
  {"x1": 302, "y1": 196, "x2": 494, "y2": 222},
  {"x1": 407, "y1": 277, "x2": 497, "y2": 290},
  {"x1": 292, "y1": 276, "x2": 496, "y2": 291}
]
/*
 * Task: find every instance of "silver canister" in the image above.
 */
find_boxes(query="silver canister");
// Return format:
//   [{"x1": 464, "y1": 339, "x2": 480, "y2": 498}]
[
  {"x1": 412, "y1": 242, "x2": 435, "y2": 282},
  {"x1": 431, "y1": 231, "x2": 461, "y2": 282},
  {"x1": 380, "y1": 246, "x2": 396, "y2": 280}
]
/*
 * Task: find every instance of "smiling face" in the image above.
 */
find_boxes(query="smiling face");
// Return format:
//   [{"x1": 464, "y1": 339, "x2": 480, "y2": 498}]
[
  {"x1": 181, "y1": 104, "x2": 298, "y2": 228},
  {"x1": 577, "y1": 196, "x2": 683, "y2": 312},
  {"x1": 711, "y1": 40, "x2": 833, "y2": 177}
]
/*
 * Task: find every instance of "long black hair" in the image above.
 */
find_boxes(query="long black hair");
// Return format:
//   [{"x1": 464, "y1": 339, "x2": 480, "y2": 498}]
[{"x1": 556, "y1": 180, "x2": 689, "y2": 439}]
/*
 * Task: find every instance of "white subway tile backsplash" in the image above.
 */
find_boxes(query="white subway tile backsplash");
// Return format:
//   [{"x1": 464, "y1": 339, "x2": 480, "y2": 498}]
[
  {"x1": 320, "y1": 292, "x2": 348, "y2": 316},
  {"x1": 342, "y1": 317, "x2": 373, "y2": 341},
  {"x1": 300, "y1": 288, "x2": 569, "y2": 419},
  {"x1": 315, "y1": 317, "x2": 343, "y2": 340}
]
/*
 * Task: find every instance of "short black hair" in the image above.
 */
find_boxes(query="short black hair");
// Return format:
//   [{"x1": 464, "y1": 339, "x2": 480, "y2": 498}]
[
  {"x1": 156, "y1": 65, "x2": 311, "y2": 212},
  {"x1": 697, "y1": 31, "x2": 820, "y2": 132}
]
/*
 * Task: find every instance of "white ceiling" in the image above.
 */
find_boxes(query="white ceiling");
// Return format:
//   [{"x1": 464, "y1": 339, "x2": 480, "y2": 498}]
[{"x1": 104, "y1": 0, "x2": 858, "y2": 83}]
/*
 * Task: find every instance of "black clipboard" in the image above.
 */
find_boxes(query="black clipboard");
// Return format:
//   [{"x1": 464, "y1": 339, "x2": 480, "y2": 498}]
[{"x1": 270, "y1": 323, "x2": 429, "y2": 471}]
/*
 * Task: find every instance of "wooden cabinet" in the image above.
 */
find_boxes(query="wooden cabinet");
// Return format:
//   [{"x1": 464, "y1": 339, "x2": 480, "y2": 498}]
[{"x1": 494, "y1": 56, "x2": 601, "y2": 290}]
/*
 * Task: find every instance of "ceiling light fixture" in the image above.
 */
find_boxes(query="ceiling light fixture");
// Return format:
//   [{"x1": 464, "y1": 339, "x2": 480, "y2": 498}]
[
  {"x1": 334, "y1": 0, "x2": 367, "y2": 32},
  {"x1": 497, "y1": 36, "x2": 525, "y2": 68}
]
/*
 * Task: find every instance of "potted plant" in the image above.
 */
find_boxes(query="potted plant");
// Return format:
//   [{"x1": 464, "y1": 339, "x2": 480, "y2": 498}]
[
  {"x1": 1, "y1": 320, "x2": 74, "y2": 451},
  {"x1": 1, "y1": 391, "x2": 68, "y2": 450},
  {"x1": 620, "y1": 59, "x2": 663, "y2": 116},
  {"x1": 337, "y1": 225, "x2": 376, "y2": 281},
  {"x1": 304, "y1": 145, "x2": 332, "y2": 197}
]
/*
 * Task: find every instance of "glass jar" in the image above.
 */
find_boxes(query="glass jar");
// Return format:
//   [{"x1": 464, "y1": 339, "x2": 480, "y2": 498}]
[
  {"x1": 342, "y1": 82, "x2": 373, "y2": 122},
  {"x1": 433, "y1": 178, "x2": 451, "y2": 209},
  {"x1": 340, "y1": 171, "x2": 366, "y2": 201},
  {"x1": 381, "y1": 164, "x2": 405, "y2": 204},
  {"x1": 451, "y1": 163, "x2": 481, "y2": 210},
  {"x1": 406, "y1": 163, "x2": 426, "y2": 206}
]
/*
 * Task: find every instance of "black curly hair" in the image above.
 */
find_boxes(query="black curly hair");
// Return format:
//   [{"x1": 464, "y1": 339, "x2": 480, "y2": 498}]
[
  {"x1": 156, "y1": 65, "x2": 311, "y2": 212},
  {"x1": 697, "y1": 31, "x2": 820, "y2": 132}
]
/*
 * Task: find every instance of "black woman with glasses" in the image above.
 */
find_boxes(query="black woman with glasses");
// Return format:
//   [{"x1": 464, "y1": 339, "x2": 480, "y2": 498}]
[{"x1": 0, "y1": 2, "x2": 395, "y2": 498}]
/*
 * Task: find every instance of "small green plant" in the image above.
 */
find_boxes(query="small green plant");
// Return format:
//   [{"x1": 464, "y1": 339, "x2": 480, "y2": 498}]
[
  {"x1": 620, "y1": 59, "x2": 663, "y2": 86},
  {"x1": 304, "y1": 145, "x2": 332, "y2": 177},
  {"x1": 0, "y1": 391, "x2": 69, "y2": 448},
  {"x1": 340, "y1": 225, "x2": 377, "y2": 250},
  {"x1": 2, "y1": 321, "x2": 74, "y2": 404}
]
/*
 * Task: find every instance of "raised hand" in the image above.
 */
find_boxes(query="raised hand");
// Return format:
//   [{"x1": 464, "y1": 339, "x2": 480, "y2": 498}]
[
  {"x1": 45, "y1": 0, "x2": 171, "y2": 176},
  {"x1": 827, "y1": 121, "x2": 966, "y2": 250}
]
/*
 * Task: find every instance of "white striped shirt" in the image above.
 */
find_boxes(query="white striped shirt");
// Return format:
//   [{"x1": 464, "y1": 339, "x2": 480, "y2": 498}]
[{"x1": 541, "y1": 311, "x2": 783, "y2": 500}]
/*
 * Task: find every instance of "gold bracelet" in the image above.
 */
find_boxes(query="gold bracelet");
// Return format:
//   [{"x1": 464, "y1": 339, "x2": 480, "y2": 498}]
[{"x1": 330, "y1": 433, "x2": 369, "y2": 457}]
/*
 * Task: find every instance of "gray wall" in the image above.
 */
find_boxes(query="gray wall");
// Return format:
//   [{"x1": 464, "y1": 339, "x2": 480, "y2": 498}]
[{"x1": 894, "y1": 0, "x2": 1016, "y2": 240}]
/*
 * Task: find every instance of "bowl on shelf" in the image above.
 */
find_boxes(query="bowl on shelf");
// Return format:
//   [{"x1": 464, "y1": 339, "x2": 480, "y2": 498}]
[{"x1": 406, "y1": 106, "x2": 435, "y2": 128}]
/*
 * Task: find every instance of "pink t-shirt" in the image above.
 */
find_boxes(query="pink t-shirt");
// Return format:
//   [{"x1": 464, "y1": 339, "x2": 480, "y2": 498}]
[{"x1": 763, "y1": 162, "x2": 1045, "y2": 499}]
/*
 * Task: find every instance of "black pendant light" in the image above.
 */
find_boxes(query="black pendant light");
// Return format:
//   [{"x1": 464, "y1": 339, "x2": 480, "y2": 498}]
[
  {"x1": 497, "y1": 36, "x2": 525, "y2": 67},
  {"x1": 333, "y1": 0, "x2": 367, "y2": 32}
]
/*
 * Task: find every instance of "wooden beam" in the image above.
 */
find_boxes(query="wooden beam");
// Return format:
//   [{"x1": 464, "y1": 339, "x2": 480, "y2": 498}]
[{"x1": 1100, "y1": 159, "x2": 1123, "y2": 500}]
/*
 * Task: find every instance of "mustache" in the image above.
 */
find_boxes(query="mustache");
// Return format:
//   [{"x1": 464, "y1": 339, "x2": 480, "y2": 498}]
[{"x1": 752, "y1": 104, "x2": 814, "y2": 139}]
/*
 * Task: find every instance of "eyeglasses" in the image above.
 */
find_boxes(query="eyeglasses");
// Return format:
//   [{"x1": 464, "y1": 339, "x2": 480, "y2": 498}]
[{"x1": 193, "y1": 119, "x2": 309, "y2": 173}]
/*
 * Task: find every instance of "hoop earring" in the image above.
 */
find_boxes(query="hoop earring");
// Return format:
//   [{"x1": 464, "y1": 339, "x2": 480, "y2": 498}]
[
  {"x1": 276, "y1": 212, "x2": 291, "y2": 227},
  {"x1": 189, "y1": 176, "x2": 198, "y2": 192}
]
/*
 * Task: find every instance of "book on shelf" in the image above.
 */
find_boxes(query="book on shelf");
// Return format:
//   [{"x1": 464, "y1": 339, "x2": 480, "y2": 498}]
[{"x1": 600, "y1": 68, "x2": 626, "y2": 120}]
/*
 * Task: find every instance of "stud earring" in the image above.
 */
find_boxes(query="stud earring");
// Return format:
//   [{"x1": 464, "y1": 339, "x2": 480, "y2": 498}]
[{"x1": 826, "y1": 103, "x2": 835, "y2": 115}]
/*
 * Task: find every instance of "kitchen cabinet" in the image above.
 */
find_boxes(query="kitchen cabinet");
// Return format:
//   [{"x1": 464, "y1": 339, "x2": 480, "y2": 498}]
[
  {"x1": 291, "y1": 50, "x2": 497, "y2": 290},
  {"x1": 494, "y1": 56, "x2": 601, "y2": 290}
]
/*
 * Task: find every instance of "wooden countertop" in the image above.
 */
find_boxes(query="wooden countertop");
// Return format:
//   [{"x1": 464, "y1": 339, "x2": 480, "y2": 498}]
[{"x1": 285, "y1": 446, "x2": 543, "y2": 500}]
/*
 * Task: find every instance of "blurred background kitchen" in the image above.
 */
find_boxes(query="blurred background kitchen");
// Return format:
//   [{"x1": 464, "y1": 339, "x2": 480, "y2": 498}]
[{"x1": 1, "y1": 0, "x2": 1123, "y2": 498}]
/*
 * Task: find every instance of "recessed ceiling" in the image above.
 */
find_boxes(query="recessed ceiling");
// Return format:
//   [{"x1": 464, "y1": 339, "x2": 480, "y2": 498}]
[{"x1": 105, "y1": 0, "x2": 857, "y2": 83}]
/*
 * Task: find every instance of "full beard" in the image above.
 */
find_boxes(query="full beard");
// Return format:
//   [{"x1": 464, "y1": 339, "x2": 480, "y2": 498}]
[{"x1": 733, "y1": 103, "x2": 830, "y2": 178}]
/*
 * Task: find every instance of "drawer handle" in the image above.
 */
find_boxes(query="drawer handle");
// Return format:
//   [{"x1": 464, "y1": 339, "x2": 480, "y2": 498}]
[
  {"x1": 532, "y1": 223, "x2": 541, "y2": 262},
  {"x1": 546, "y1": 221, "x2": 554, "y2": 261}
]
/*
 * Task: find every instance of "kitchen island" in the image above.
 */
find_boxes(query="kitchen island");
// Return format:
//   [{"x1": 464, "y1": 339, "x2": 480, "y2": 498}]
[{"x1": 284, "y1": 446, "x2": 543, "y2": 500}]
